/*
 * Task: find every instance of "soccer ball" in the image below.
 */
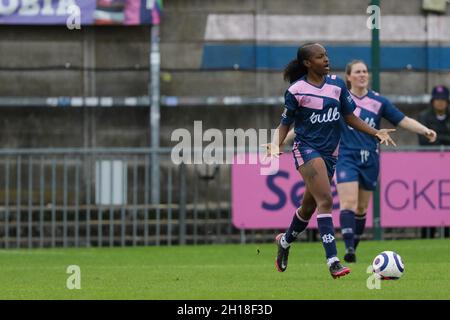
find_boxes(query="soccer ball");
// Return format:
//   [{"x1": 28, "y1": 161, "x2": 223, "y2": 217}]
[{"x1": 372, "y1": 251, "x2": 404, "y2": 280}]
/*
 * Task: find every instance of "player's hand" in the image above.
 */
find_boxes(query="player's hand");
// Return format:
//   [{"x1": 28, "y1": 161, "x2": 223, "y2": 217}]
[
  {"x1": 261, "y1": 143, "x2": 282, "y2": 159},
  {"x1": 424, "y1": 129, "x2": 437, "y2": 143},
  {"x1": 375, "y1": 129, "x2": 397, "y2": 146}
]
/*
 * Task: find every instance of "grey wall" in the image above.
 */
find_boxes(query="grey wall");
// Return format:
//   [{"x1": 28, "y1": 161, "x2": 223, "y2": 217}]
[
  {"x1": 0, "y1": 0, "x2": 447, "y2": 148},
  {"x1": 160, "y1": 0, "x2": 450, "y2": 97},
  {"x1": 0, "y1": 26, "x2": 149, "y2": 96},
  {"x1": 0, "y1": 107, "x2": 149, "y2": 148},
  {"x1": 2, "y1": 0, "x2": 448, "y2": 97}
]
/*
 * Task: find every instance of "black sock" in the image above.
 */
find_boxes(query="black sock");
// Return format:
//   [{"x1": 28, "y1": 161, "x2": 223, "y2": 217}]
[
  {"x1": 317, "y1": 213, "x2": 337, "y2": 262},
  {"x1": 354, "y1": 213, "x2": 367, "y2": 250},
  {"x1": 340, "y1": 210, "x2": 356, "y2": 251},
  {"x1": 284, "y1": 209, "x2": 309, "y2": 243}
]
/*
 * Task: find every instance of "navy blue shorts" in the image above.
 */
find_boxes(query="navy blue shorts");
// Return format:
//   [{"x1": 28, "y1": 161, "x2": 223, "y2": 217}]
[
  {"x1": 292, "y1": 142, "x2": 337, "y2": 178},
  {"x1": 336, "y1": 148, "x2": 380, "y2": 191}
]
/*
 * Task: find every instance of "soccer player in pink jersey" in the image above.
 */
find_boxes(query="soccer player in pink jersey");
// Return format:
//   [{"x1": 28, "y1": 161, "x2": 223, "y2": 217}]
[
  {"x1": 336, "y1": 60, "x2": 437, "y2": 263},
  {"x1": 265, "y1": 43, "x2": 396, "y2": 278}
]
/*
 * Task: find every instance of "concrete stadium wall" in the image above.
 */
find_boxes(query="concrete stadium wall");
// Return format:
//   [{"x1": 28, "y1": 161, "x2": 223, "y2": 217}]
[
  {"x1": 0, "y1": 103, "x2": 427, "y2": 148},
  {"x1": 0, "y1": 26, "x2": 150, "y2": 97},
  {"x1": 0, "y1": 0, "x2": 448, "y2": 149},
  {"x1": 1, "y1": 0, "x2": 449, "y2": 97},
  {"x1": 162, "y1": 103, "x2": 428, "y2": 148},
  {"x1": 161, "y1": 0, "x2": 450, "y2": 97},
  {"x1": 0, "y1": 107, "x2": 149, "y2": 148}
]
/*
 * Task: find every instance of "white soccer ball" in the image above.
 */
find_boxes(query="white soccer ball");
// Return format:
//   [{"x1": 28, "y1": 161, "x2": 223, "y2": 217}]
[{"x1": 372, "y1": 251, "x2": 405, "y2": 280}]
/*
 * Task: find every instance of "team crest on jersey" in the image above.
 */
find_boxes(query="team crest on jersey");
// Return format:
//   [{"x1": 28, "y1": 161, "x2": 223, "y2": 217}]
[{"x1": 347, "y1": 95, "x2": 353, "y2": 103}]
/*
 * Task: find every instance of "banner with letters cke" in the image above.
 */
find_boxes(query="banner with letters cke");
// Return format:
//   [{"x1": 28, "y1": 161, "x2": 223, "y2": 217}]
[
  {"x1": 380, "y1": 152, "x2": 450, "y2": 227},
  {"x1": 232, "y1": 152, "x2": 450, "y2": 229},
  {"x1": 0, "y1": 0, "x2": 162, "y2": 25}
]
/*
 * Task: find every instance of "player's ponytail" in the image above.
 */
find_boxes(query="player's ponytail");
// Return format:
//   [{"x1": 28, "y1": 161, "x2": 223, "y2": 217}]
[
  {"x1": 283, "y1": 59, "x2": 304, "y2": 84},
  {"x1": 283, "y1": 43, "x2": 317, "y2": 84}
]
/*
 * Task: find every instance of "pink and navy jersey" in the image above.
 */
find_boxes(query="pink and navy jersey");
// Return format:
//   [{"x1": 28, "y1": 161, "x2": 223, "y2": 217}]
[
  {"x1": 281, "y1": 75, "x2": 356, "y2": 156},
  {"x1": 339, "y1": 90, "x2": 405, "y2": 151}
]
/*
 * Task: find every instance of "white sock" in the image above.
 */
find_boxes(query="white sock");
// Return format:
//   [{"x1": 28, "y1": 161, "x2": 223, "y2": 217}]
[
  {"x1": 280, "y1": 234, "x2": 290, "y2": 249},
  {"x1": 327, "y1": 256, "x2": 339, "y2": 267}
]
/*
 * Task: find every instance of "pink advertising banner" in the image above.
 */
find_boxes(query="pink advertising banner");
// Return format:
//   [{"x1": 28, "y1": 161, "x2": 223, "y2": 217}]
[
  {"x1": 231, "y1": 153, "x2": 373, "y2": 229},
  {"x1": 232, "y1": 151, "x2": 450, "y2": 230},
  {"x1": 380, "y1": 152, "x2": 450, "y2": 227}
]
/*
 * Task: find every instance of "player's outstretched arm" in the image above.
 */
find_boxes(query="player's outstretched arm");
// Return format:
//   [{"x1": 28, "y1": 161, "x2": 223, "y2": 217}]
[
  {"x1": 344, "y1": 113, "x2": 397, "y2": 146},
  {"x1": 283, "y1": 128, "x2": 295, "y2": 146},
  {"x1": 262, "y1": 123, "x2": 290, "y2": 158},
  {"x1": 398, "y1": 117, "x2": 437, "y2": 143}
]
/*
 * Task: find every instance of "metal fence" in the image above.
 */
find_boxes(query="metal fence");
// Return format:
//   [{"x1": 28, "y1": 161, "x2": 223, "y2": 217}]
[
  {"x1": 1, "y1": 146, "x2": 448, "y2": 249},
  {"x1": 0, "y1": 148, "x2": 242, "y2": 249}
]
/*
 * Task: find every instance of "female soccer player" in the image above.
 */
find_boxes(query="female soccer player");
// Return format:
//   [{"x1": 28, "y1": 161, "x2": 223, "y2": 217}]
[
  {"x1": 265, "y1": 43, "x2": 396, "y2": 279},
  {"x1": 336, "y1": 60, "x2": 437, "y2": 263}
]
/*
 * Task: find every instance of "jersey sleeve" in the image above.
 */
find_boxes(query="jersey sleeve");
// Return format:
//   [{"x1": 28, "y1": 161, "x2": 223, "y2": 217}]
[
  {"x1": 338, "y1": 79, "x2": 356, "y2": 116},
  {"x1": 280, "y1": 90, "x2": 298, "y2": 126},
  {"x1": 382, "y1": 98, "x2": 405, "y2": 126}
]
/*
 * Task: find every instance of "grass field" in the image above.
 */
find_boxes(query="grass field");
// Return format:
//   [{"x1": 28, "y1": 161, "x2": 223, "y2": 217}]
[{"x1": 1, "y1": 238, "x2": 449, "y2": 300}]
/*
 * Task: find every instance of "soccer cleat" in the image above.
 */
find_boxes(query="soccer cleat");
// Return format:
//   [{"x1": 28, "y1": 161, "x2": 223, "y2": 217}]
[
  {"x1": 344, "y1": 247, "x2": 356, "y2": 263},
  {"x1": 329, "y1": 261, "x2": 351, "y2": 279},
  {"x1": 275, "y1": 233, "x2": 290, "y2": 272}
]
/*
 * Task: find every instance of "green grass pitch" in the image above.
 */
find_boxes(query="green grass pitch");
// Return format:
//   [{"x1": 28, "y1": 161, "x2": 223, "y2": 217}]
[{"x1": 1, "y1": 238, "x2": 449, "y2": 299}]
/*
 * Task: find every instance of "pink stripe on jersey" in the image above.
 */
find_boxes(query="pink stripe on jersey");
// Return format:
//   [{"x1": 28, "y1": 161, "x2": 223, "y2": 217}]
[
  {"x1": 295, "y1": 95, "x2": 323, "y2": 110},
  {"x1": 352, "y1": 95, "x2": 382, "y2": 115},
  {"x1": 289, "y1": 80, "x2": 341, "y2": 102},
  {"x1": 292, "y1": 142, "x2": 304, "y2": 166},
  {"x1": 353, "y1": 106, "x2": 362, "y2": 117}
]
